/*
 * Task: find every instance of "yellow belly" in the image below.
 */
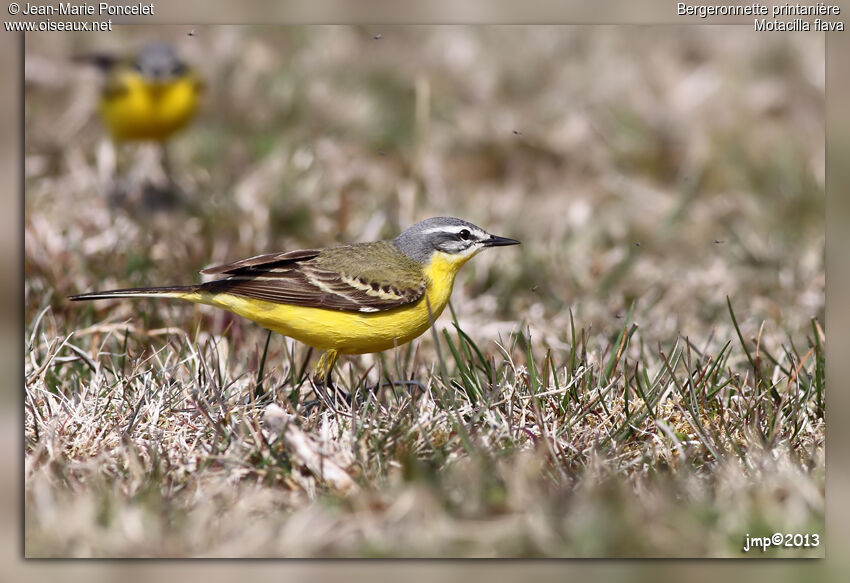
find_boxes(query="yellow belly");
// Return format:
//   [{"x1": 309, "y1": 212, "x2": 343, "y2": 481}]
[
  {"x1": 101, "y1": 72, "x2": 199, "y2": 141},
  {"x1": 186, "y1": 252, "x2": 467, "y2": 354}
]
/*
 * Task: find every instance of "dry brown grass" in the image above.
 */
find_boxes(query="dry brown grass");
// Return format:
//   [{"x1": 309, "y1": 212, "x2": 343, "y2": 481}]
[{"x1": 24, "y1": 25, "x2": 824, "y2": 557}]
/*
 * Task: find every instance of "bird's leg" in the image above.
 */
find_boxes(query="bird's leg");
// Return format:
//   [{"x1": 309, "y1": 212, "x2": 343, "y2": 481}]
[
  {"x1": 312, "y1": 349, "x2": 339, "y2": 386},
  {"x1": 160, "y1": 141, "x2": 173, "y2": 185},
  {"x1": 368, "y1": 378, "x2": 427, "y2": 400},
  {"x1": 139, "y1": 142, "x2": 180, "y2": 211},
  {"x1": 310, "y1": 349, "x2": 348, "y2": 408}
]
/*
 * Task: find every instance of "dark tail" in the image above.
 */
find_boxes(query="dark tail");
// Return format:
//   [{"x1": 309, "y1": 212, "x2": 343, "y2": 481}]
[
  {"x1": 68, "y1": 285, "x2": 198, "y2": 302},
  {"x1": 72, "y1": 53, "x2": 121, "y2": 72}
]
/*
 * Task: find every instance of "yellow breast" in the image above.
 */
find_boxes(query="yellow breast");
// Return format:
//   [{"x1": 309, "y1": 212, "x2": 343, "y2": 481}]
[
  {"x1": 189, "y1": 251, "x2": 472, "y2": 354},
  {"x1": 100, "y1": 71, "x2": 200, "y2": 141}
]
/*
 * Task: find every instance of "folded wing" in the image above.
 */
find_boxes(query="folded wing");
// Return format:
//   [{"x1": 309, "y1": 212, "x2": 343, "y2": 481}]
[{"x1": 199, "y1": 246, "x2": 426, "y2": 313}]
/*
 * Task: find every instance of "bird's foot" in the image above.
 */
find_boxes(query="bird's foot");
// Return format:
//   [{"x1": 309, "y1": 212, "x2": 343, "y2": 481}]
[
  {"x1": 107, "y1": 178, "x2": 183, "y2": 214},
  {"x1": 303, "y1": 378, "x2": 361, "y2": 413},
  {"x1": 300, "y1": 378, "x2": 425, "y2": 414},
  {"x1": 360, "y1": 379, "x2": 427, "y2": 406}
]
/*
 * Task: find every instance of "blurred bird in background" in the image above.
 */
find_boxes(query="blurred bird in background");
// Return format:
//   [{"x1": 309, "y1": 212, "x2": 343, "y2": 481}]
[{"x1": 75, "y1": 41, "x2": 203, "y2": 210}]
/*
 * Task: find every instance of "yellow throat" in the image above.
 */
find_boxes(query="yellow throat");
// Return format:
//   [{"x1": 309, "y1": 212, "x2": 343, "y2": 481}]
[{"x1": 100, "y1": 71, "x2": 200, "y2": 141}]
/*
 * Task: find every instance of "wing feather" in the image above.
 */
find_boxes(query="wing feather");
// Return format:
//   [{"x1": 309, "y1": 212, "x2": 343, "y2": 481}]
[
  {"x1": 200, "y1": 249, "x2": 320, "y2": 275},
  {"x1": 199, "y1": 243, "x2": 426, "y2": 313}
]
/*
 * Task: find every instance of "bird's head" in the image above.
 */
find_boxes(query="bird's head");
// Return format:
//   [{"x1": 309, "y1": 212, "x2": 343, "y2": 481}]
[
  {"x1": 393, "y1": 217, "x2": 520, "y2": 269},
  {"x1": 133, "y1": 42, "x2": 187, "y2": 83}
]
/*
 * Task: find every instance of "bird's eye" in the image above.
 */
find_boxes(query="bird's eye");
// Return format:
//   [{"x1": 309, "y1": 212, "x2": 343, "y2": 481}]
[{"x1": 459, "y1": 229, "x2": 471, "y2": 241}]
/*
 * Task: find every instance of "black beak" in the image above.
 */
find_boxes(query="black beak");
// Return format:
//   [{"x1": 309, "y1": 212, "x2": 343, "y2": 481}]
[{"x1": 484, "y1": 235, "x2": 521, "y2": 247}]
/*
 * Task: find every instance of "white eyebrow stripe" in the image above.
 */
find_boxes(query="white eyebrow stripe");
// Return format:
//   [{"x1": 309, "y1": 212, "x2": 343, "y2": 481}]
[{"x1": 421, "y1": 225, "x2": 487, "y2": 236}]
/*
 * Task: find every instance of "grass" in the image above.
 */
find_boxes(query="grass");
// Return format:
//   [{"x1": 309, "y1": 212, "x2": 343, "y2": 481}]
[
  {"x1": 24, "y1": 296, "x2": 824, "y2": 557},
  {"x1": 24, "y1": 25, "x2": 824, "y2": 557}
]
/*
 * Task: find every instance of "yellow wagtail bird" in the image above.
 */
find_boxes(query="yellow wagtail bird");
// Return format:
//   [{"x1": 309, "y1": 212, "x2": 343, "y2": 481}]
[
  {"x1": 78, "y1": 42, "x2": 202, "y2": 142},
  {"x1": 70, "y1": 217, "x2": 520, "y2": 387}
]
